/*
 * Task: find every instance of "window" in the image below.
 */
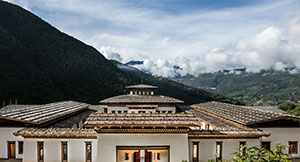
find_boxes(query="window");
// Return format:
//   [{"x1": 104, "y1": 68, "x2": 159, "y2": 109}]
[
  {"x1": 289, "y1": 141, "x2": 298, "y2": 154},
  {"x1": 37, "y1": 142, "x2": 44, "y2": 162},
  {"x1": 124, "y1": 111, "x2": 128, "y2": 113},
  {"x1": 193, "y1": 142, "x2": 199, "y2": 162},
  {"x1": 7, "y1": 141, "x2": 16, "y2": 159},
  {"x1": 162, "y1": 111, "x2": 166, "y2": 113},
  {"x1": 205, "y1": 124, "x2": 210, "y2": 130},
  {"x1": 261, "y1": 141, "x2": 271, "y2": 150},
  {"x1": 18, "y1": 141, "x2": 23, "y2": 154},
  {"x1": 125, "y1": 153, "x2": 129, "y2": 160},
  {"x1": 86, "y1": 142, "x2": 92, "y2": 162},
  {"x1": 118, "y1": 111, "x2": 122, "y2": 113},
  {"x1": 168, "y1": 111, "x2": 172, "y2": 113},
  {"x1": 111, "y1": 111, "x2": 115, "y2": 113},
  {"x1": 61, "y1": 142, "x2": 68, "y2": 162},
  {"x1": 239, "y1": 141, "x2": 246, "y2": 149},
  {"x1": 216, "y1": 142, "x2": 222, "y2": 162}
]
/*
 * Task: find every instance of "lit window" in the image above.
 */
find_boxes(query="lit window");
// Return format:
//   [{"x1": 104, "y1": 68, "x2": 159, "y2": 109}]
[
  {"x1": 289, "y1": 141, "x2": 298, "y2": 154},
  {"x1": 86, "y1": 142, "x2": 92, "y2": 162},
  {"x1": 61, "y1": 142, "x2": 68, "y2": 162},
  {"x1": 18, "y1": 141, "x2": 23, "y2": 154},
  {"x1": 37, "y1": 142, "x2": 44, "y2": 162},
  {"x1": 193, "y1": 142, "x2": 199, "y2": 162},
  {"x1": 216, "y1": 142, "x2": 222, "y2": 162}
]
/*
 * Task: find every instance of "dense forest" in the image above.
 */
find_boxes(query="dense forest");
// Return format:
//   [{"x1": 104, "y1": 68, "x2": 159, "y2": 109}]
[{"x1": 0, "y1": 1, "x2": 237, "y2": 106}]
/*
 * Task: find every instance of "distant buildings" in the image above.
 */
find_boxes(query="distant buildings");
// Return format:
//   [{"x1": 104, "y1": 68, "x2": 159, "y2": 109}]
[{"x1": 0, "y1": 84, "x2": 300, "y2": 162}]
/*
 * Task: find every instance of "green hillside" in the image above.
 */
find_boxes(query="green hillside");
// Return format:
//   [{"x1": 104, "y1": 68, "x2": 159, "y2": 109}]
[
  {"x1": 0, "y1": 1, "x2": 236, "y2": 105},
  {"x1": 173, "y1": 70, "x2": 300, "y2": 105}
]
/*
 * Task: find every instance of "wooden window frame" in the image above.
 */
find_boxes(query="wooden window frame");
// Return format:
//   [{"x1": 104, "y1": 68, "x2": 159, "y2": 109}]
[
  {"x1": 261, "y1": 141, "x2": 271, "y2": 150},
  {"x1": 7, "y1": 141, "x2": 16, "y2": 159},
  {"x1": 192, "y1": 142, "x2": 199, "y2": 162},
  {"x1": 37, "y1": 141, "x2": 44, "y2": 162},
  {"x1": 216, "y1": 141, "x2": 222, "y2": 162},
  {"x1": 18, "y1": 141, "x2": 24, "y2": 154},
  {"x1": 61, "y1": 141, "x2": 68, "y2": 162},
  {"x1": 289, "y1": 141, "x2": 298, "y2": 154},
  {"x1": 85, "y1": 142, "x2": 92, "y2": 162}
]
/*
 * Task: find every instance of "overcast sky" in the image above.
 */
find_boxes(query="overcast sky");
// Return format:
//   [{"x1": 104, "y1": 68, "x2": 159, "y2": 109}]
[{"x1": 5, "y1": 0, "x2": 300, "y2": 77}]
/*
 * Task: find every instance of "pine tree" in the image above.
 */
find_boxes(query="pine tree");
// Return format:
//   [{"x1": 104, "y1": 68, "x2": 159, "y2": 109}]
[
  {"x1": 2, "y1": 100, "x2": 5, "y2": 107},
  {"x1": 15, "y1": 99, "x2": 18, "y2": 104},
  {"x1": 9, "y1": 99, "x2": 12, "y2": 105}
]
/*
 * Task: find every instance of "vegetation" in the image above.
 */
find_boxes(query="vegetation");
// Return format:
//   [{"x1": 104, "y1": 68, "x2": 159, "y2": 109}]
[
  {"x1": 208, "y1": 143, "x2": 291, "y2": 162},
  {"x1": 0, "y1": 1, "x2": 238, "y2": 106},
  {"x1": 173, "y1": 70, "x2": 300, "y2": 105},
  {"x1": 279, "y1": 102, "x2": 300, "y2": 116}
]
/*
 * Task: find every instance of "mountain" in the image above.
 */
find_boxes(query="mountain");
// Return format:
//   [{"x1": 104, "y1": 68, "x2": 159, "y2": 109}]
[
  {"x1": 125, "y1": 60, "x2": 143, "y2": 66},
  {"x1": 111, "y1": 61, "x2": 239, "y2": 105},
  {"x1": 173, "y1": 69, "x2": 300, "y2": 105},
  {"x1": 0, "y1": 1, "x2": 238, "y2": 106}
]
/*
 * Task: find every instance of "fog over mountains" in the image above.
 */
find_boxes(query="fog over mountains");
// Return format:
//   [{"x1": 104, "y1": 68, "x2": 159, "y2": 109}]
[{"x1": 113, "y1": 21, "x2": 300, "y2": 78}]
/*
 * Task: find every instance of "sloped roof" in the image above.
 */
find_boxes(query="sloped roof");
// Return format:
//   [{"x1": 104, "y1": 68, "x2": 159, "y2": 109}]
[
  {"x1": 0, "y1": 101, "x2": 89, "y2": 125},
  {"x1": 84, "y1": 112, "x2": 201, "y2": 127},
  {"x1": 100, "y1": 94, "x2": 184, "y2": 104},
  {"x1": 14, "y1": 128, "x2": 97, "y2": 138},
  {"x1": 126, "y1": 84, "x2": 158, "y2": 89},
  {"x1": 187, "y1": 108, "x2": 269, "y2": 138},
  {"x1": 0, "y1": 105, "x2": 36, "y2": 112},
  {"x1": 193, "y1": 101, "x2": 300, "y2": 125}
]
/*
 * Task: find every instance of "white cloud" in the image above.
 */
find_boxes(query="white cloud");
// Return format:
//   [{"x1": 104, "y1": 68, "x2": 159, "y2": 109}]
[{"x1": 5, "y1": 0, "x2": 300, "y2": 76}]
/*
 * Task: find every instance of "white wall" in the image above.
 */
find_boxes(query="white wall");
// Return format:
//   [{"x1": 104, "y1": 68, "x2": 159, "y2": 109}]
[
  {"x1": 23, "y1": 138, "x2": 98, "y2": 162},
  {"x1": 0, "y1": 127, "x2": 24, "y2": 159},
  {"x1": 97, "y1": 133, "x2": 189, "y2": 162},
  {"x1": 260, "y1": 127, "x2": 300, "y2": 158},
  {"x1": 188, "y1": 138, "x2": 260, "y2": 162}
]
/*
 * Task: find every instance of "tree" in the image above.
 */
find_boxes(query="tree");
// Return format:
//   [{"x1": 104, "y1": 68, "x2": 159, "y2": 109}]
[{"x1": 232, "y1": 143, "x2": 291, "y2": 162}]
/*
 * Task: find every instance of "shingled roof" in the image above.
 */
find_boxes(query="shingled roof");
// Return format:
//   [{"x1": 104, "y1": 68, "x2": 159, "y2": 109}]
[
  {"x1": 100, "y1": 94, "x2": 184, "y2": 104},
  {"x1": 0, "y1": 101, "x2": 89, "y2": 125},
  {"x1": 14, "y1": 128, "x2": 97, "y2": 138},
  {"x1": 187, "y1": 108, "x2": 269, "y2": 138},
  {"x1": 193, "y1": 101, "x2": 300, "y2": 125},
  {"x1": 84, "y1": 112, "x2": 201, "y2": 127}
]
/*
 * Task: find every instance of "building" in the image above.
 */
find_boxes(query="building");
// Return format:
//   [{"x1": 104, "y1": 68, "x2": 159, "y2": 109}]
[
  {"x1": 100, "y1": 84, "x2": 183, "y2": 113},
  {"x1": 0, "y1": 84, "x2": 300, "y2": 162}
]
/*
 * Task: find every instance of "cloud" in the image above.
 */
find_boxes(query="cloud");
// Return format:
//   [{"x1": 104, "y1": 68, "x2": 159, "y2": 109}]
[
  {"x1": 133, "y1": 17, "x2": 300, "y2": 76},
  {"x1": 5, "y1": 0, "x2": 300, "y2": 77},
  {"x1": 99, "y1": 47, "x2": 123, "y2": 62}
]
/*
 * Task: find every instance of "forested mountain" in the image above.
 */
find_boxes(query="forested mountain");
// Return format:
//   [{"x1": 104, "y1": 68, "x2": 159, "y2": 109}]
[
  {"x1": 173, "y1": 70, "x2": 300, "y2": 105},
  {"x1": 0, "y1": 1, "x2": 236, "y2": 106}
]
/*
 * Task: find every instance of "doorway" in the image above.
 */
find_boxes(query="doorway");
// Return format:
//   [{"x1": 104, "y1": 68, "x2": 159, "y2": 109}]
[
  {"x1": 7, "y1": 141, "x2": 16, "y2": 159},
  {"x1": 117, "y1": 146, "x2": 169, "y2": 162}
]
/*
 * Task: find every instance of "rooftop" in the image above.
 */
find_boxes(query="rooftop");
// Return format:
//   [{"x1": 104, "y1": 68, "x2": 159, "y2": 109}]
[
  {"x1": 14, "y1": 128, "x2": 97, "y2": 138},
  {"x1": 84, "y1": 112, "x2": 201, "y2": 127},
  {"x1": 126, "y1": 84, "x2": 158, "y2": 89},
  {"x1": 100, "y1": 94, "x2": 184, "y2": 104},
  {"x1": 0, "y1": 101, "x2": 89, "y2": 125},
  {"x1": 193, "y1": 101, "x2": 300, "y2": 125}
]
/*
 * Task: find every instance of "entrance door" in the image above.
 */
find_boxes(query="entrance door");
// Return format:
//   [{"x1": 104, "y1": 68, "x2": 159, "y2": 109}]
[
  {"x1": 7, "y1": 141, "x2": 16, "y2": 159},
  {"x1": 145, "y1": 151, "x2": 152, "y2": 162}
]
